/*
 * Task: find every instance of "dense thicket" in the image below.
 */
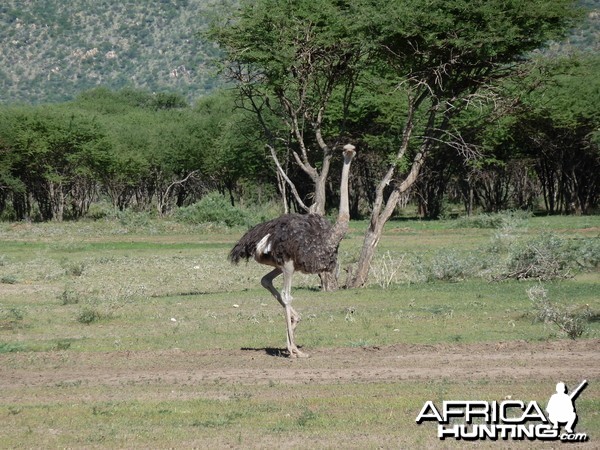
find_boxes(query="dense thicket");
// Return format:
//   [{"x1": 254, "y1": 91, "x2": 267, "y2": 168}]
[
  {"x1": 0, "y1": 88, "x2": 269, "y2": 221},
  {"x1": 418, "y1": 53, "x2": 600, "y2": 217}
]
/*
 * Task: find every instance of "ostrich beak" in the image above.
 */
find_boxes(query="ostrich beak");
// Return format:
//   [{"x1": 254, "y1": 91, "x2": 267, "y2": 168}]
[{"x1": 342, "y1": 143, "x2": 356, "y2": 158}]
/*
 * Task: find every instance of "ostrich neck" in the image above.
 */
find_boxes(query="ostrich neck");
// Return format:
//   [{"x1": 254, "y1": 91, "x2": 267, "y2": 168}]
[{"x1": 329, "y1": 155, "x2": 352, "y2": 246}]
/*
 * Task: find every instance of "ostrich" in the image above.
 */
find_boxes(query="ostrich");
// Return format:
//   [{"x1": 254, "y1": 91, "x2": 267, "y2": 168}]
[{"x1": 229, "y1": 144, "x2": 356, "y2": 358}]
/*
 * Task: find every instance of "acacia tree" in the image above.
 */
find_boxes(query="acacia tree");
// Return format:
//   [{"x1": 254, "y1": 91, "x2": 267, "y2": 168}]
[
  {"x1": 210, "y1": 0, "x2": 364, "y2": 215},
  {"x1": 74, "y1": 88, "x2": 204, "y2": 215},
  {"x1": 192, "y1": 92, "x2": 269, "y2": 207},
  {"x1": 347, "y1": 0, "x2": 580, "y2": 287}
]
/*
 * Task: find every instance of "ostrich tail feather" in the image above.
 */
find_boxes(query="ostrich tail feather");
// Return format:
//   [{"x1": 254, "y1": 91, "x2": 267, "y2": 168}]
[{"x1": 228, "y1": 220, "x2": 276, "y2": 264}]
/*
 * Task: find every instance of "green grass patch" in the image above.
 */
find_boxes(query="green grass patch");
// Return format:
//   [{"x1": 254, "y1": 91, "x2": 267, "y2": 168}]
[
  {"x1": 1, "y1": 380, "x2": 597, "y2": 448},
  {"x1": 0, "y1": 214, "x2": 597, "y2": 447}
]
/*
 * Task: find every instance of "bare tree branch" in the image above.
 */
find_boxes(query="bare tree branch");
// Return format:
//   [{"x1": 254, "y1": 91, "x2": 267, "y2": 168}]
[
  {"x1": 424, "y1": 128, "x2": 483, "y2": 161},
  {"x1": 157, "y1": 170, "x2": 199, "y2": 216},
  {"x1": 267, "y1": 144, "x2": 310, "y2": 213}
]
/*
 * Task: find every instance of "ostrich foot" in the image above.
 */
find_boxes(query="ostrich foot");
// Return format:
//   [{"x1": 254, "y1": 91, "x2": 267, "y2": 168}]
[{"x1": 288, "y1": 346, "x2": 309, "y2": 358}]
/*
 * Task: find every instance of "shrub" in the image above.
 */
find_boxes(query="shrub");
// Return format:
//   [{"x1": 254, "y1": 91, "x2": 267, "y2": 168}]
[
  {"x1": 416, "y1": 250, "x2": 476, "y2": 282},
  {"x1": 380, "y1": 228, "x2": 597, "y2": 286},
  {"x1": 452, "y1": 211, "x2": 532, "y2": 229},
  {"x1": 117, "y1": 209, "x2": 154, "y2": 227},
  {"x1": 0, "y1": 307, "x2": 25, "y2": 330},
  {"x1": 51, "y1": 340, "x2": 72, "y2": 351},
  {"x1": 297, "y1": 409, "x2": 319, "y2": 427},
  {"x1": 483, "y1": 215, "x2": 600, "y2": 281},
  {"x1": 568, "y1": 237, "x2": 600, "y2": 269},
  {"x1": 497, "y1": 232, "x2": 577, "y2": 281},
  {"x1": 59, "y1": 288, "x2": 80, "y2": 305},
  {"x1": 0, "y1": 343, "x2": 28, "y2": 353},
  {"x1": 430, "y1": 250, "x2": 474, "y2": 282},
  {"x1": 369, "y1": 251, "x2": 407, "y2": 289},
  {"x1": 62, "y1": 260, "x2": 86, "y2": 277},
  {"x1": 453, "y1": 213, "x2": 504, "y2": 229},
  {"x1": 174, "y1": 192, "x2": 250, "y2": 227},
  {"x1": 86, "y1": 201, "x2": 118, "y2": 220},
  {"x1": 77, "y1": 307, "x2": 102, "y2": 324},
  {"x1": 528, "y1": 285, "x2": 591, "y2": 339},
  {"x1": 1, "y1": 275, "x2": 17, "y2": 284}
]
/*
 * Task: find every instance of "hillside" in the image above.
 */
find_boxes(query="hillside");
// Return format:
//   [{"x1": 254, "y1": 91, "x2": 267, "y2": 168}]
[
  {"x1": 0, "y1": 0, "x2": 224, "y2": 104},
  {"x1": 0, "y1": 0, "x2": 598, "y2": 105}
]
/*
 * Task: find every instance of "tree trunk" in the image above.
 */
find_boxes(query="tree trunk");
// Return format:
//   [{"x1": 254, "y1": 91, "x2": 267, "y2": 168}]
[
  {"x1": 309, "y1": 154, "x2": 331, "y2": 216},
  {"x1": 70, "y1": 177, "x2": 96, "y2": 219},
  {"x1": 48, "y1": 181, "x2": 66, "y2": 222},
  {"x1": 349, "y1": 151, "x2": 425, "y2": 288},
  {"x1": 275, "y1": 170, "x2": 289, "y2": 214},
  {"x1": 348, "y1": 98, "x2": 433, "y2": 288},
  {"x1": 350, "y1": 224, "x2": 382, "y2": 288},
  {"x1": 319, "y1": 271, "x2": 339, "y2": 292}
]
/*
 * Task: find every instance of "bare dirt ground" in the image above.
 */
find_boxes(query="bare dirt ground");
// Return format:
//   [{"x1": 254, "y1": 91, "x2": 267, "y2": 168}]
[{"x1": 2, "y1": 339, "x2": 598, "y2": 402}]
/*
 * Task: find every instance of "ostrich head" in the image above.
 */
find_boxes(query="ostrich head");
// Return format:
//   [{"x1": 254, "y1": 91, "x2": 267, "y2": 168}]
[{"x1": 342, "y1": 143, "x2": 356, "y2": 161}]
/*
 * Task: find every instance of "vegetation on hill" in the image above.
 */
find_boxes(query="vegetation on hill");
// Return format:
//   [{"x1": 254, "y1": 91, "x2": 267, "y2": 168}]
[
  {"x1": 0, "y1": 0, "x2": 598, "y2": 105},
  {"x1": 0, "y1": 0, "x2": 222, "y2": 104}
]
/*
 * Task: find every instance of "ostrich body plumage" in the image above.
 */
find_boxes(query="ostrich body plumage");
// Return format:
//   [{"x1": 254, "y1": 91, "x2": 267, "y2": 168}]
[{"x1": 229, "y1": 213, "x2": 338, "y2": 274}]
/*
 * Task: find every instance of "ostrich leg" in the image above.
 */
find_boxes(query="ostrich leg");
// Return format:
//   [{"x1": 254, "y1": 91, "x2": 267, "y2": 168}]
[
  {"x1": 261, "y1": 268, "x2": 301, "y2": 330},
  {"x1": 261, "y1": 267, "x2": 304, "y2": 357},
  {"x1": 281, "y1": 261, "x2": 308, "y2": 358},
  {"x1": 260, "y1": 268, "x2": 283, "y2": 300}
]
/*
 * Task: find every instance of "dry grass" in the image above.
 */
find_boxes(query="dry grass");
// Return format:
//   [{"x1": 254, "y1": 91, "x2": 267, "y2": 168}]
[
  {"x1": 1, "y1": 373, "x2": 598, "y2": 448},
  {"x1": 0, "y1": 215, "x2": 598, "y2": 448}
]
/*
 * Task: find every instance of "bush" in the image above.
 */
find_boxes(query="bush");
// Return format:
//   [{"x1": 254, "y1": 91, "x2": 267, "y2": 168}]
[
  {"x1": 414, "y1": 250, "x2": 477, "y2": 283},
  {"x1": 86, "y1": 201, "x2": 118, "y2": 220},
  {"x1": 370, "y1": 227, "x2": 597, "y2": 287},
  {"x1": 0, "y1": 343, "x2": 28, "y2": 353},
  {"x1": 174, "y1": 192, "x2": 250, "y2": 227},
  {"x1": 567, "y1": 237, "x2": 600, "y2": 269},
  {"x1": 452, "y1": 211, "x2": 532, "y2": 229},
  {"x1": 61, "y1": 260, "x2": 86, "y2": 277},
  {"x1": 369, "y1": 251, "x2": 407, "y2": 288},
  {"x1": 431, "y1": 250, "x2": 475, "y2": 282},
  {"x1": 77, "y1": 307, "x2": 102, "y2": 324},
  {"x1": 51, "y1": 340, "x2": 72, "y2": 351},
  {"x1": 59, "y1": 288, "x2": 80, "y2": 305},
  {"x1": 117, "y1": 209, "x2": 154, "y2": 227},
  {"x1": 499, "y1": 233, "x2": 571, "y2": 281},
  {"x1": 1, "y1": 275, "x2": 17, "y2": 284},
  {"x1": 494, "y1": 232, "x2": 599, "y2": 281},
  {"x1": 528, "y1": 285, "x2": 591, "y2": 339},
  {"x1": 0, "y1": 307, "x2": 25, "y2": 330}
]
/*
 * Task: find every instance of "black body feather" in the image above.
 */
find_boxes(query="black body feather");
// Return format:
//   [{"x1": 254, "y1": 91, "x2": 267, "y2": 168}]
[{"x1": 228, "y1": 213, "x2": 338, "y2": 274}]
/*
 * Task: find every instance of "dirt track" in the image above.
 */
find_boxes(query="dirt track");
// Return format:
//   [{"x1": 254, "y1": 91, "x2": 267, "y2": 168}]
[{"x1": 2, "y1": 339, "x2": 598, "y2": 397}]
